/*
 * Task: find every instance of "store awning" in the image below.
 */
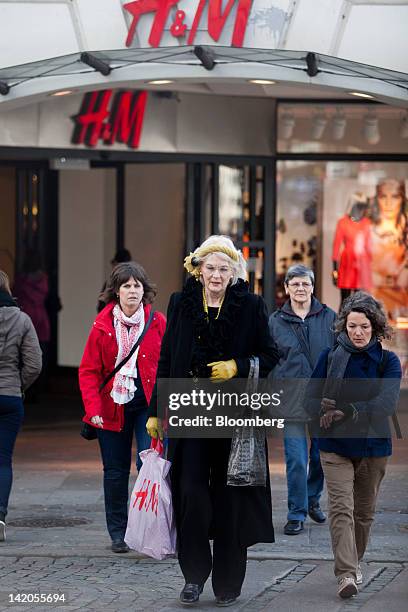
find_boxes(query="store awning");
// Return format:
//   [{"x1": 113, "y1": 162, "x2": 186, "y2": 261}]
[{"x1": 0, "y1": 46, "x2": 407, "y2": 109}]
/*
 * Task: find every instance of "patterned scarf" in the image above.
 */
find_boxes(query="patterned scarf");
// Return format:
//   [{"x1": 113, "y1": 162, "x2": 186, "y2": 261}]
[{"x1": 111, "y1": 303, "x2": 145, "y2": 404}]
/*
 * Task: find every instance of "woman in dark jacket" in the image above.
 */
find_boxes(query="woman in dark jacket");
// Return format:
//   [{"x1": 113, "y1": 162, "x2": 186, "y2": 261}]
[
  {"x1": 79, "y1": 262, "x2": 166, "y2": 553},
  {"x1": 146, "y1": 235, "x2": 279, "y2": 607},
  {"x1": 0, "y1": 270, "x2": 42, "y2": 541},
  {"x1": 306, "y1": 292, "x2": 402, "y2": 599}
]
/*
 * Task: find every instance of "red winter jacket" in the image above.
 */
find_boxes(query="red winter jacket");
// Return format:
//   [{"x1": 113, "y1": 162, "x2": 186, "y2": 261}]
[{"x1": 79, "y1": 302, "x2": 166, "y2": 432}]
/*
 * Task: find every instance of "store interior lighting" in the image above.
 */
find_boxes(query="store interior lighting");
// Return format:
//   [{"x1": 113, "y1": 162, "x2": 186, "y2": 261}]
[
  {"x1": 280, "y1": 111, "x2": 295, "y2": 139},
  {"x1": 363, "y1": 113, "x2": 380, "y2": 144},
  {"x1": 331, "y1": 110, "x2": 347, "y2": 140},
  {"x1": 401, "y1": 113, "x2": 408, "y2": 139},
  {"x1": 349, "y1": 91, "x2": 375, "y2": 99},
  {"x1": 311, "y1": 113, "x2": 327, "y2": 139}
]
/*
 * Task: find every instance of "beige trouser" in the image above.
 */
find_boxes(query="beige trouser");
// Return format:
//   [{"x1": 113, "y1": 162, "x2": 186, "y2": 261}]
[{"x1": 320, "y1": 451, "x2": 388, "y2": 580}]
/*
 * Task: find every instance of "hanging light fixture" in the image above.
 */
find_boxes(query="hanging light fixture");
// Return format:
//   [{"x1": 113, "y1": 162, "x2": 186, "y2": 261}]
[
  {"x1": 331, "y1": 108, "x2": 347, "y2": 141},
  {"x1": 311, "y1": 112, "x2": 327, "y2": 140},
  {"x1": 280, "y1": 110, "x2": 295, "y2": 139},
  {"x1": 363, "y1": 112, "x2": 380, "y2": 145}
]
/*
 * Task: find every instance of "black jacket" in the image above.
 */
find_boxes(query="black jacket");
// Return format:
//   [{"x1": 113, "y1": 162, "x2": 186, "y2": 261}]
[{"x1": 148, "y1": 278, "x2": 279, "y2": 547}]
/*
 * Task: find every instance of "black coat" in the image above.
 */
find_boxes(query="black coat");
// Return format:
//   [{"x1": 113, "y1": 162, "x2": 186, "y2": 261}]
[{"x1": 148, "y1": 277, "x2": 280, "y2": 547}]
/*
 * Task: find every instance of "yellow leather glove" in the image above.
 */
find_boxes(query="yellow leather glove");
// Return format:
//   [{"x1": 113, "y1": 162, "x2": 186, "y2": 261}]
[
  {"x1": 146, "y1": 417, "x2": 163, "y2": 440},
  {"x1": 207, "y1": 359, "x2": 238, "y2": 382}
]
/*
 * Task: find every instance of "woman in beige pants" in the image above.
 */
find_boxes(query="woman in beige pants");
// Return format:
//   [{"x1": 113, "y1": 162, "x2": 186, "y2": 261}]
[{"x1": 306, "y1": 292, "x2": 402, "y2": 598}]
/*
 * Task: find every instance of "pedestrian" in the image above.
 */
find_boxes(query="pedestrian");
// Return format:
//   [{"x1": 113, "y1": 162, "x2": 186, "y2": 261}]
[
  {"x1": 97, "y1": 248, "x2": 132, "y2": 312},
  {"x1": 79, "y1": 262, "x2": 166, "y2": 553},
  {"x1": 269, "y1": 264, "x2": 336, "y2": 535},
  {"x1": 306, "y1": 291, "x2": 402, "y2": 598},
  {"x1": 0, "y1": 270, "x2": 42, "y2": 541},
  {"x1": 13, "y1": 249, "x2": 50, "y2": 397},
  {"x1": 146, "y1": 235, "x2": 280, "y2": 606}
]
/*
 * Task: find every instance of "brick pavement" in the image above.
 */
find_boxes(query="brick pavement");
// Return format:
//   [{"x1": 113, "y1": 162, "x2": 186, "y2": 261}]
[{"x1": 0, "y1": 421, "x2": 407, "y2": 610}]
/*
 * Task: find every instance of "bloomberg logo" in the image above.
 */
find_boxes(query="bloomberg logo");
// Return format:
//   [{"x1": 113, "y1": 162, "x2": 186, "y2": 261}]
[{"x1": 71, "y1": 90, "x2": 147, "y2": 149}]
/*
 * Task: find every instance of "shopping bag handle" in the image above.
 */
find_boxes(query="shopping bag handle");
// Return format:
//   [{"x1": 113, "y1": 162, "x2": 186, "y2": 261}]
[{"x1": 150, "y1": 437, "x2": 163, "y2": 455}]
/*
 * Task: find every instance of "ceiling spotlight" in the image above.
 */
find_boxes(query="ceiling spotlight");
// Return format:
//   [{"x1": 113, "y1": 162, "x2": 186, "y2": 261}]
[
  {"x1": 332, "y1": 110, "x2": 347, "y2": 141},
  {"x1": 400, "y1": 113, "x2": 408, "y2": 139},
  {"x1": 280, "y1": 112, "x2": 295, "y2": 139},
  {"x1": 80, "y1": 52, "x2": 111, "y2": 76},
  {"x1": 193, "y1": 46, "x2": 215, "y2": 71},
  {"x1": 363, "y1": 113, "x2": 380, "y2": 145},
  {"x1": 147, "y1": 80, "x2": 173, "y2": 85},
  {"x1": 249, "y1": 79, "x2": 276, "y2": 85},
  {"x1": 51, "y1": 90, "x2": 73, "y2": 97},
  {"x1": 305, "y1": 52, "x2": 319, "y2": 77},
  {"x1": 349, "y1": 91, "x2": 374, "y2": 99},
  {"x1": 0, "y1": 81, "x2": 10, "y2": 96},
  {"x1": 311, "y1": 113, "x2": 327, "y2": 140}
]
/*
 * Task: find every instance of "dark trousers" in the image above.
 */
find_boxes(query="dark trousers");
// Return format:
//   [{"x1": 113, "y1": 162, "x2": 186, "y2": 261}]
[
  {"x1": 175, "y1": 438, "x2": 248, "y2": 598},
  {"x1": 97, "y1": 402, "x2": 150, "y2": 542},
  {"x1": 0, "y1": 395, "x2": 24, "y2": 517}
]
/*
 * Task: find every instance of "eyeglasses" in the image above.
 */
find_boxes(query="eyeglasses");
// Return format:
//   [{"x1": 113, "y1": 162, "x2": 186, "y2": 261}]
[
  {"x1": 203, "y1": 265, "x2": 231, "y2": 275},
  {"x1": 287, "y1": 282, "x2": 313, "y2": 289}
]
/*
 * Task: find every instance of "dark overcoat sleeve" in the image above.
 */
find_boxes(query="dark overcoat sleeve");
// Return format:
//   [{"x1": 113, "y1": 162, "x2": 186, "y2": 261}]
[
  {"x1": 147, "y1": 293, "x2": 178, "y2": 417},
  {"x1": 235, "y1": 295, "x2": 280, "y2": 378}
]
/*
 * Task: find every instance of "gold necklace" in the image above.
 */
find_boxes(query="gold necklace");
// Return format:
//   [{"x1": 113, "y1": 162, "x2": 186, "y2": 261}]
[{"x1": 202, "y1": 287, "x2": 224, "y2": 321}]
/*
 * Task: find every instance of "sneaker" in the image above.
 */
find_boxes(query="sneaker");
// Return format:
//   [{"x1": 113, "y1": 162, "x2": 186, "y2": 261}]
[
  {"x1": 308, "y1": 503, "x2": 326, "y2": 523},
  {"x1": 356, "y1": 564, "x2": 363, "y2": 585},
  {"x1": 338, "y1": 576, "x2": 358, "y2": 599}
]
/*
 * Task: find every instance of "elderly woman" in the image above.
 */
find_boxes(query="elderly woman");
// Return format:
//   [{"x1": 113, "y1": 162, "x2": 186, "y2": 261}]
[
  {"x1": 306, "y1": 292, "x2": 402, "y2": 599},
  {"x1": 146, "y1": 235, "x2": 279, "y2": 606},
  {"x1": 79, "y1": 262, "x2": 166, "y2": 553},
  {"x1": 0, "y1": 270, "x2": 42, "y2": 541}
]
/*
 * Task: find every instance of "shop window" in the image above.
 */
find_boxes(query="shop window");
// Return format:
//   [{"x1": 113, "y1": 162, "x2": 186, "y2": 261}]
[
  {"x1": 276, "y1": 160, "x2": 408, "y2": 378},
  {"x1": 278, "y1": 104, "x2": 408, "y2": 154}
]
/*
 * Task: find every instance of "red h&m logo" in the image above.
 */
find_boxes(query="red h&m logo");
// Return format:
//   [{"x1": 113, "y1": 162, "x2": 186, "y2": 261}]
[
  {"x1": 71, "y1": 90, "x2": 147, "y2": 149},
  {"x1": 123, "y1": 0, "x2": 253, "y2": 48}
]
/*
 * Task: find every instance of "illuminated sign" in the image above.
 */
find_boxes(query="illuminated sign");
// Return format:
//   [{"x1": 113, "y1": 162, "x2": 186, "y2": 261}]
[
  {"x1": 123, "y1": 0, "x2": 253, "y2": 48},
  {"x1": 71, "y1": 90, "x2": 147, "y2": 149}
]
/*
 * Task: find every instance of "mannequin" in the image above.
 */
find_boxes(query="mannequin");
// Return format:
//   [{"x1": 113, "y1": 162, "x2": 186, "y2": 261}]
[{"x1": 332, "y1": 194, "x2": 372, "y2": 303}]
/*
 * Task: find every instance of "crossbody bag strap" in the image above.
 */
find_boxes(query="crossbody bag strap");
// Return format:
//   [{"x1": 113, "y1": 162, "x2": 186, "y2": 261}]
[{"x1": 99, "y1": 310, "x2": 155, "y2": 392}]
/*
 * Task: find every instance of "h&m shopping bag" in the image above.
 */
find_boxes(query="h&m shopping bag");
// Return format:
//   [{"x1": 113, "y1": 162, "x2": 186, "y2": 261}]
[{"x1": 125, "y1": 438, "x2": 176, "y2": 560}]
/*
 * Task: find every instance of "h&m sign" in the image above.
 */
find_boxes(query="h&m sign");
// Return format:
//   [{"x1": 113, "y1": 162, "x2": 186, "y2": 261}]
[
  {"x1": 123, "y1": 0, "x2": 253, "y2": 48},
  {"x1": 71, "y1": 90, "x2": 147, "y2": 149}
]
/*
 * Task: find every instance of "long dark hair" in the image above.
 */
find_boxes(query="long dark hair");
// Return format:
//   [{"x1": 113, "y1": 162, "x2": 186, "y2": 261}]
[{"x1": 99, "y1": 262, "x2": 157, "y2": 306}]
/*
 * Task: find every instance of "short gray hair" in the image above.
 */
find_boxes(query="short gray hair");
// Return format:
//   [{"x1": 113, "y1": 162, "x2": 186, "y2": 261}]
[{"x1": 284, "y1": 264, "x2": 314, "y2": 285}]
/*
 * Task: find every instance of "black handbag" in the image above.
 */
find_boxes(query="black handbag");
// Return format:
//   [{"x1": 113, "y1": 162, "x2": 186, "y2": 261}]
[
  {"x1": 227, "y1": 356, "x2": 267, "y2": 487},
  {"x1": 80, "y1": 310, "x2": 155, "y2": 440}
]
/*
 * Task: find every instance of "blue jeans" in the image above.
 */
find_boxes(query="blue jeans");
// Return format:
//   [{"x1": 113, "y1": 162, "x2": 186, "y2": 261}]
[
  {"x1": 284, "y1": 421, "x2": 324, "y2": 521},
  {"x1": 97, "y1": 402, "x2": 151, "y2": 542},
  {"x1": 0, "y1": 395, "x2": 24, "y2": 517}
]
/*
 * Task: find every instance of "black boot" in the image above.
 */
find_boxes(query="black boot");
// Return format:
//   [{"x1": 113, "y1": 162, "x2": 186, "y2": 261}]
[{"x1": 180, "y1": 583, "x2": 204, "y2": 605}]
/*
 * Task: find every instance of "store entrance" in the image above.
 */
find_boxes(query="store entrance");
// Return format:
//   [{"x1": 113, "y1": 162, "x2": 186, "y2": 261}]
[{"x1": 186, "y1": 161, "x2": 275, "y2": 310}]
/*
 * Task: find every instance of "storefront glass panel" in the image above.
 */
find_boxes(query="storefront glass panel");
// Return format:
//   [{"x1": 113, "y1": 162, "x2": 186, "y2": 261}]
[{"x1": 276, "y1": 160, "x2": 408, "y2": 378}]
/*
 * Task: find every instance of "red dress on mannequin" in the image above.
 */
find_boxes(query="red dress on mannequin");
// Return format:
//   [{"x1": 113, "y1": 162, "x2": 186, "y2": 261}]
[{"x1": 332, "y1": 215, "x2": 372, "y2": 290}]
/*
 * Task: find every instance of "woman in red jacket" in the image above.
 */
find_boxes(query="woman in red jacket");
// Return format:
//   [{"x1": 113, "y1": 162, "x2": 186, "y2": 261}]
[{"x1": 79, "y1": 262, "x2": 166, "y2": 553}]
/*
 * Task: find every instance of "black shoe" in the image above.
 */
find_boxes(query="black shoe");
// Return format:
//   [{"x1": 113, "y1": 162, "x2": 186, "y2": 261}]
[
  {"x1": 111, "y1": 540, "x2": 129, "y2": 553},
  {"x1": 284, "y1": 520, "x2": 304, "y2": 535},
  {"x1": 180, "y1": 583, "x2": 203, "y2": 605},
  {"x1": 216, "y1": 594, "x2": 239, "y2": 607},
  {"x1": 309, "y1": 503, "x2": 326, "y2": 523}
]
